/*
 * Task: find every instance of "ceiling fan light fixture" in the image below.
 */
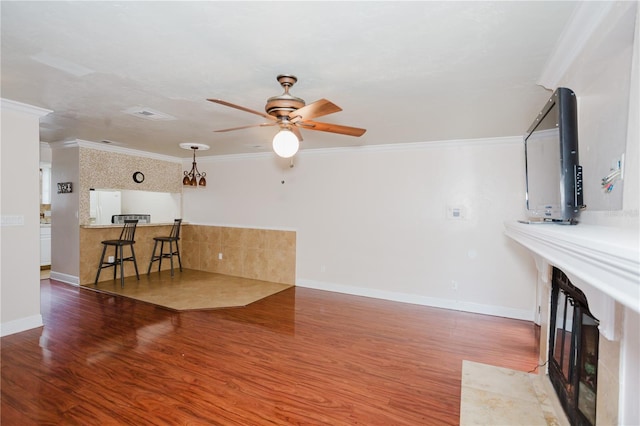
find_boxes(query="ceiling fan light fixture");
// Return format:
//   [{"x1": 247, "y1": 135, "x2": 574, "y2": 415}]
[
  {"x1": 272, "y1": 129, "x2": 299, "y2": 158},
  {"x1": 209, "y1": 74, "x2": 366, "y2": 157}
]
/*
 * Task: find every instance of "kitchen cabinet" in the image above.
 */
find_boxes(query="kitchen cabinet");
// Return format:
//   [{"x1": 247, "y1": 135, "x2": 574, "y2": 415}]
[{"x1": 40, "y1": 225, "x2": 51, "y2": 266}]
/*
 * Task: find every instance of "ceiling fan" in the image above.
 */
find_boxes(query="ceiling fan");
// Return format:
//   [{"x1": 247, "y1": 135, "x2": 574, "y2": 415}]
[{"x1": 207, "y1": 74, "x2": 366, "y2": 158}]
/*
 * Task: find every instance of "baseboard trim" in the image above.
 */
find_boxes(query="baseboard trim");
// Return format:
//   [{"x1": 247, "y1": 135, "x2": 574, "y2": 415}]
[
  {"x1": 49, "y1": 271, "x2": 79, "y2": 286},
  {"x1": 1, "y1": 314, "x2": 44, "y2": 337},
  {"x1": 296, "y1": 279, "x2": 533, "y2": 321}
]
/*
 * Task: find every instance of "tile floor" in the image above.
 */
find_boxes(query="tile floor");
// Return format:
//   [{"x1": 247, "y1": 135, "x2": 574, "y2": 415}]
[
  {"x1": 460, "y1": 361, "x2": 569, "y2": 426},
  {"x1": 87, "y1": 269, "x2": 292, "y2": 310}
]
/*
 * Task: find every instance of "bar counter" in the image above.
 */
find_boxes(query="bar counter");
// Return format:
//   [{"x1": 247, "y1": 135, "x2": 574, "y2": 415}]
[
  {"x1": 80, "y1": 223, "x2": 176, "y2": 285},
  {"x1": 80, "y1": 223, "x2": 297, "y2": 287}
]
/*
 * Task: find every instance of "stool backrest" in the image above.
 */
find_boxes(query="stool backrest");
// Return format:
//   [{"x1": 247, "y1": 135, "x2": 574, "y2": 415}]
[
  {"x1": 170, "y1": 219, "x2": 182, "y2": 239},
  {"x1": 119, "y1": 220, "x2": 138, "y2": 242}
]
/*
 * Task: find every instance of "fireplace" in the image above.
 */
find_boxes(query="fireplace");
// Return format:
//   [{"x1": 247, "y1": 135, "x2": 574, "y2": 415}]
[
  {"x1": 504, "y1": 220, "x2": 639, "y2": 425},
  {"x1": 549, "y1": 267, "x2": 599, "y2": 426}
]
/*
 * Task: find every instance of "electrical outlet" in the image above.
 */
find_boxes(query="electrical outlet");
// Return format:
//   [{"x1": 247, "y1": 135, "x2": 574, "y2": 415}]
[
  {"x1": 218, "y1": 253, "x2": 223, "y2": 260},
  {"x1": 108, "y1": 255, "x2": 115, "y2": 263},
  {"x1": 451, "y1": 280, "x2": 458, "y2": 291}
]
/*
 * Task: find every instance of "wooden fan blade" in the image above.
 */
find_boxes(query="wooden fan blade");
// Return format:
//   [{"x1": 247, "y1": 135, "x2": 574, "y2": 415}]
[
  {"x1": 288, "y1": 99, "x2": 342, "y2": 122},
  {"x1": 298, "y1": 120, "x2": 366, "y2": 137},
  {"x1": 207, "y1": 99, "x2": 277, "y2": 121},
  {"x1": 214, "y1": 122, "x2": 277, "y2": 133}
]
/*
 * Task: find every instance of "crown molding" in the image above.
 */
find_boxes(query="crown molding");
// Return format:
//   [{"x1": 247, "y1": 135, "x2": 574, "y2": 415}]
[
  {"x1": 538, "y1": 2, "x2": 615, "y2": 89},
  {"x1": 300, "y1": 135, "x2": 523, "y2": 156},
  {"x1": 1, "y1": 98, "x2": 52, "y2": 117},
  {"x1": 49, "y1": 139, "x2": 182, "y2": 163}
]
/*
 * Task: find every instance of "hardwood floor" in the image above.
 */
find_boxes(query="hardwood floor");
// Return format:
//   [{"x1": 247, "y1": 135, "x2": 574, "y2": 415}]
[{"x1": 2, "y1": 279, "x2": 539, "y2": 425}]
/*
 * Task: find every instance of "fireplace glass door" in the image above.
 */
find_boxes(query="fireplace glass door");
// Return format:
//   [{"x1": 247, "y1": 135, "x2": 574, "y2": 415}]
[{"x1": 549, "y1": 268, "x2": 599, "y2": 426}]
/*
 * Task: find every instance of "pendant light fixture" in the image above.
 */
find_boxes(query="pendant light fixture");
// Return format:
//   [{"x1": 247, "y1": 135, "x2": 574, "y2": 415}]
[{"x1": 179, "y1": 143, "x2": 209, "y2": 187}]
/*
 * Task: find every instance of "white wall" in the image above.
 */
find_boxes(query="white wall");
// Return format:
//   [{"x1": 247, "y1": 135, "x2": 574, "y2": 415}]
[
  {"x1": 620, "y1": 10, "x2": 640, "y2": 422},
  {"x1": 40, "y1": 142, "x2": 52, "y2": 164},
  {"x1": 541, "y1": 1, "x2": 639, "y2": 222},
  {"x1": 1, "y1": 99, "x2": 51, "y2": 336},
  {"x1": 184, "y1": 137, "x2": 538, "y2": 320},
  {"x1": 50, "y1": 144, "x2": 80, "y2": 284}
]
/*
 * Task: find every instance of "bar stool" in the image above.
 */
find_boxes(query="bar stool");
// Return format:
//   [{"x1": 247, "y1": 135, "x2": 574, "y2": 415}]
[
  {"x1": 94, "y1": 220, "x2": 140, "y2": 288},
  {"x1": 147, "y1": 219, "x2": 182, "y2": 277}
]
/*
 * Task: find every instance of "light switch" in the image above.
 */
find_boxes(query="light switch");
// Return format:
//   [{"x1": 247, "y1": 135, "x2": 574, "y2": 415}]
[{"x1": 1, "y1": 215, "x2": 24, "y2": 226}]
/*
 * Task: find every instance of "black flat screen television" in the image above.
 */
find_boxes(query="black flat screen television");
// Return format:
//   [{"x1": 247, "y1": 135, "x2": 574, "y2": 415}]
[{"x1": 524, "y1": 87, "x2": 583, "y2": 224}]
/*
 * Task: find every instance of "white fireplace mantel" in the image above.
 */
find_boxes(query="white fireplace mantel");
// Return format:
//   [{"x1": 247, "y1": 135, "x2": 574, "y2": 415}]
[{"x1": 505, "y1": 220, "x2": 639, "y2": 320}]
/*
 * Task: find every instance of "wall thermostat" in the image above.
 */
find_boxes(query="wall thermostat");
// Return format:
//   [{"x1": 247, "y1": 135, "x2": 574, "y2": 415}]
[{"x1": 446, "y1": 206, "x2": 465, "y2": 220}]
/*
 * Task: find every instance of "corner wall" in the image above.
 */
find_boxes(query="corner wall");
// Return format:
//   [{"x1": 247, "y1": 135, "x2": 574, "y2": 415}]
[
  {"x1": 1, "y1": 99, "x2": 51, "y2": 336},
  {"x1": 49, "y1": 141, "x2": 184, "y2": 285},
  {"x1": 181, "y1": 225, "x2": 296, "y2": 285}
]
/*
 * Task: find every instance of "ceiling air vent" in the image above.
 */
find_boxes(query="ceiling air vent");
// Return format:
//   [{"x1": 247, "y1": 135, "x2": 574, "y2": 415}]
[{"x1": 122, "y1": 106, "x2": 176, "y2": 121}]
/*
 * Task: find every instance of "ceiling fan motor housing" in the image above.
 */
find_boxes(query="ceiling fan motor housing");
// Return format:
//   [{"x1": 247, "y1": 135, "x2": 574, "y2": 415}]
[{"x1": 265, "y1": 74, "x2": 305, "y2": 118}]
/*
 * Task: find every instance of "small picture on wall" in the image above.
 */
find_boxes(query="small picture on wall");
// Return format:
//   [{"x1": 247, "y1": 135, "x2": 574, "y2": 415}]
[{"x1": 57, "y1": 182, "x2": 72, "y2": 194}]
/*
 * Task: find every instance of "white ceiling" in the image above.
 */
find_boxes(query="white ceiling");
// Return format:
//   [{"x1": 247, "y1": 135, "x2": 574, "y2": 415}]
[{"x1": 1, "y1": 1, "x2": 578, "y2": 158}]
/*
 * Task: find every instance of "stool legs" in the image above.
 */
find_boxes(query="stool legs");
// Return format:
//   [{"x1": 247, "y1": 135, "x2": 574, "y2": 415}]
[
  {"x1": 114, "y1": 246, "x2": 119, "y2": 281},
  {"x1": 166, "y1": 241, "x2": 183, "y2": 276},
  {"x1": 147, "y1": 240, "x2": 160, "y2": 275},
  {"x1": 147, "y1": 239, "x2": 182, "y2": 277},
  {"x1": 129, "y1": 245, "x2": 140, "y2": 282},
  {"x1": 95, "y1": 243, "x2": 140, "y2": 288},
  {"x1": 167, "y1": 241, "x2": 174, "y2": 276},
  {"x1": 172, "y1": 241, "x2": 183, "y2": 273},
  {"x1": 94, "y1": 244, "x2": 109, "y2": 285},
  {"x1": 118, "y1": 245, "x2": 125, "y2": 287}
]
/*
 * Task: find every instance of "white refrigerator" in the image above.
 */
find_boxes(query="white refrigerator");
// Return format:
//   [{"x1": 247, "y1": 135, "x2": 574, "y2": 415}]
[{"x1": 89, "y1": 190, "x2": 122, "y2": 225}]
